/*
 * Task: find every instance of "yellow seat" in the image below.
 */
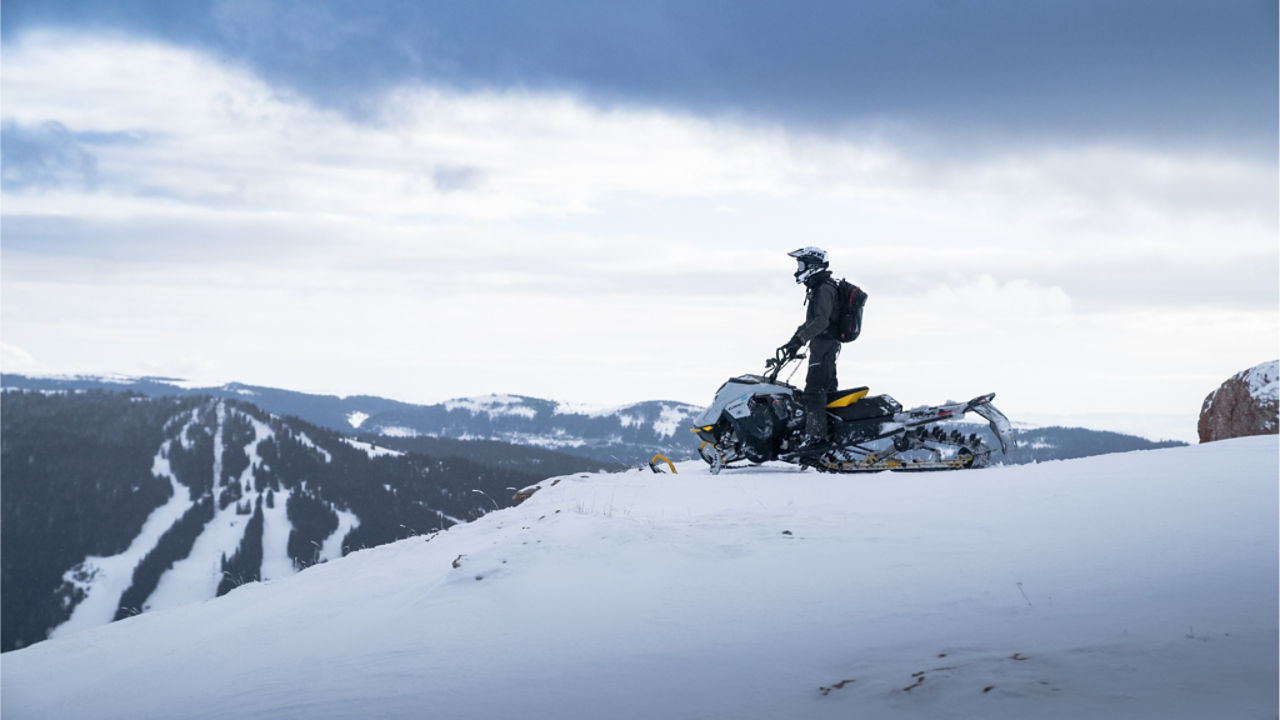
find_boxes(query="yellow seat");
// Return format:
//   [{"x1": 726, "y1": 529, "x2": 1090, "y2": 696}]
[{"x1": 826, "y1": 387, "x2": 869, "y2": 408}]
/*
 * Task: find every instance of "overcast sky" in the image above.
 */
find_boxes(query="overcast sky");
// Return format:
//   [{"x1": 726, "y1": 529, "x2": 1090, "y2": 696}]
[{"x1": 2, "y1": 0, "x2": 1276, "y2": 440}]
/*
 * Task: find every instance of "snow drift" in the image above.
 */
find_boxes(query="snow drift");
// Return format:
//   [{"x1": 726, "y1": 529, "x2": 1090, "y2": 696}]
[{"x1": 3, "y1": 436, "x2": 1276, "y2": 719}]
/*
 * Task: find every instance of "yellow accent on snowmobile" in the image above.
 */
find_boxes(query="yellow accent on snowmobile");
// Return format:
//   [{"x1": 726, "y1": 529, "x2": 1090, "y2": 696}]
[
  {"x1": 648, "y1": 453, "x2": 677, "y2": 474},
  {"x1": 826, "y1": 388, "x2": 869, "y2": 408}
]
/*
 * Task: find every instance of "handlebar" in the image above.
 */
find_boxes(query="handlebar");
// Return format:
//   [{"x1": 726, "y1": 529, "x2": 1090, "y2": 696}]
[{"x1": 764, "y1": 347, "x2": 805, "y2": 383}]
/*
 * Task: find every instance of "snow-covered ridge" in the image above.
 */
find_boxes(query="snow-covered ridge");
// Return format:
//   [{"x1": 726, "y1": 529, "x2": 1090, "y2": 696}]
[
  {"x1": 341, "y1": 438, "x2": 404, "y2": 458},
  {"x1": 5, "y1": 437, "x2": 1276, "y2": 719},
  {"x1": 552, "y1": 399, "x2": 624, "y2": 417},
  {"x1": 428, "y1": 393, "x2": 704, "y2": 450},
  {"x1": 444, "y1": 394, "x2": 539, "y2": 419}
]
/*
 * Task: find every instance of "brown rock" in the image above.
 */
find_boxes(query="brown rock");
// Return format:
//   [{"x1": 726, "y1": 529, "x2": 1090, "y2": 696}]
[{"x1": 1198, "y1": 361, "x2": 1279, "y2": 443}]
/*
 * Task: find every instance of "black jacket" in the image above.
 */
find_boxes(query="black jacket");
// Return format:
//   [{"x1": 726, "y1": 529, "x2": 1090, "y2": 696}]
[{"x1": 794, "y1": 271, "x2": 837, "y2": 344}]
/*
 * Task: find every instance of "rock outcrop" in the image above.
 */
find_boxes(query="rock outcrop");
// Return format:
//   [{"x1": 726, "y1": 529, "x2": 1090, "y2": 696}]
[{"x1": 1198, "y1": 360, "x2": 1279, "y2": 443}]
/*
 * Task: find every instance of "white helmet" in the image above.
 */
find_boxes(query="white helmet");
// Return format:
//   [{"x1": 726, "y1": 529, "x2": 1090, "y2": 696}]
[{"x1": 788, "y1": 247, "x2": 829, "y2": 284}]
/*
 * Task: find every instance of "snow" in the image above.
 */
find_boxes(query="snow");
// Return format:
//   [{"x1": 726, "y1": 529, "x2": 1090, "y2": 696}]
[
  {"x1": 378, "y1": 425, "x2": 422, "y2": 438},
  {"x1": 260, "y1": 489, "x2": 295, "y2": 582},
  {"x1": 340, "y1": 437, "x2": 404, "y2": 458},
  {"x1": 1244, "y1": 359, "x2": 1279, "y2": 404},
  {"x1": 5, "y1": 437, "x2": 1276, "y2": 719},
  {"x1": 177, "y1": 407, "x2": 201, "y2": 449},
  {"x1": 121, "y1": 405, "x2": 332, "y2": 611},
  {"x1": 444, "y1": 393, "x2": 539, "y2": 419},
  {"x1": 144, "y1": 505, "x2": 239, "y2": 609},
  {"x1": 346, "y1": 411, "x2": 370, "y2": 429},
  {"x1": 501, "y1": 431, "x2": 588, "y2": 450},
  {"x1": 27, "y1": 372, "x2": 140, "y2": 385},
  {"x1": 212, "y1": 401, "x2": 226, "y2": 484},
  {"x1": 47, "y1": 437, "x2": 197, "y2": 639},
  {"x1": 161, "y1": 377, "x2": 216, "y2": 390},
  {"x1": 319, "y1": 508, "x2": 360, "y2": 563},
  {"x1": 553, "y1": 400, "x2": 621, "y2": 417},
  {"x1": 651, "y1": 404, "x2": 691, "y2": 438},
  {"x1": 293, "y1": 430, "x2": 333, "y2": 463}
]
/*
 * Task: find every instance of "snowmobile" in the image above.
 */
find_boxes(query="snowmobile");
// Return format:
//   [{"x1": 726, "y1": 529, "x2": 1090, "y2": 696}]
[{"x1": 689, "y1": 348, "x2": 1016, "y2": 474}]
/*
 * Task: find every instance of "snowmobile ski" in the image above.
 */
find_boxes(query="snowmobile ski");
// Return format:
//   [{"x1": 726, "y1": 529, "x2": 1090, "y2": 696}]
[{"x1": 648, "y1": 454, "x2": 678, "y2": 474}]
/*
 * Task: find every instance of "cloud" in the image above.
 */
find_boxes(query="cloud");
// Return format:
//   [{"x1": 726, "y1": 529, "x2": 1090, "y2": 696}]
[
  {"x1": 431, "y1": 164, "x2": 485, "y2": 193},
  {"x1": 1, "y1": 30, "x2": 1275, "y2": 415},
  {"x1": 1, "y1": 120, "x2": 98, "y2": 190},
  {"x1": 4, "y1": 1, "x2": 1275, "y2": 155}
]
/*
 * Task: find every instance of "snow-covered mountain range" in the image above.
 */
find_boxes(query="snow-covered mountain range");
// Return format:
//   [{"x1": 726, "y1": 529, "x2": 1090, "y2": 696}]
[
  {"x1": 1, "y1": 374, "x2": 1185, "y2": 467},
  {"x1": 4, "y1": 436, "x2": 1275, "y2": 719},
  {"x1": 1, "y1": 390, "x2": 606, "y2": 652},
  {"x1": 2, "y1": 374, "x2": 704, "y2": 464}
]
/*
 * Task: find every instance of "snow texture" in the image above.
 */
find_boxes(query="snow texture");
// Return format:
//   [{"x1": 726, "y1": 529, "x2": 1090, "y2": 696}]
[
  {"x1": 376, "y1": 425, "x2": 423, "y2": 437},
  {"x1": 146, "y1": 404, "x2": 277, "y2": 612},
  {"x1": 340, "y1": 437, "x2": 404, "y2": 458},
  {"x1": 1245, "y1": 360, "x2": 1279, "y2": 404},
  {"x1": 553, "y1": 400, "x2": 622, "y2": 417},
  {"x1": 346, "y1": 411, "x2": 370, "y2": 429},
  {"x1": 321, "y1": 509, "x2": 360, "y2": 563},
  {"x1": 47, "y1": 402, "x2": 364, "y2": 641},
  {"x1": 47, "y1": 433, "x2": 198, "y2": 639},
  {"x1": 6, "y1": 437, "x2": 1276, "y2": 720},
  {"x1": 651, "y1": 404, "x2": 689, "y2": 438},
  {"x1": 293, "y1": 430, "x2": 333, "y2": 463},
  {"x1": 444, "y1": 394, "x2": 539, "y2": 419},
  {"x1": 260, "y1": 488, "x2": 295, "y2": 582}
]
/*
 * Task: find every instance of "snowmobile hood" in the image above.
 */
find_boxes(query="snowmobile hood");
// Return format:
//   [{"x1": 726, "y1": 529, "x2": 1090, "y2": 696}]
[{"x1": 693, "y1": 378, "x2": 794, "y2": 429}]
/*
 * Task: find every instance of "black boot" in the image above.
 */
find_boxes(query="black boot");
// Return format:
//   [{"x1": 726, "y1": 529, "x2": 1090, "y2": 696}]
[
  {"x1": 793, "y1": 391, "x2": 830, "y2": 456},
  {"x1": 803, "y1": 391, "x2": 829, "y2": 441}
]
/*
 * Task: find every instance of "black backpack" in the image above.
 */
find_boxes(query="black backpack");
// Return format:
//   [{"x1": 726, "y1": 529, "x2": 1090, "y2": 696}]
[{"x1": 831, "y1": 278, "x2": 868, "y2": 343}]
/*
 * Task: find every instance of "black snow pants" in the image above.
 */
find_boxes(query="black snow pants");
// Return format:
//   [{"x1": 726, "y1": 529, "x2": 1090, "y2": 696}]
[{"x1": 803, "y1": 337, "x2": 841, "y2": 439}]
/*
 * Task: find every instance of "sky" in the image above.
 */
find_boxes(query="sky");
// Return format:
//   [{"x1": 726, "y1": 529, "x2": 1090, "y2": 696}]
[{"x1": 2, "y1": 0, "x2": 1277, "y2": 441}]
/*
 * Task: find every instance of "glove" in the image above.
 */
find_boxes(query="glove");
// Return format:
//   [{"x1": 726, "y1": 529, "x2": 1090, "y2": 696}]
[{"x1": 782, "y1": 336, "x2": 804, "y2": 357}]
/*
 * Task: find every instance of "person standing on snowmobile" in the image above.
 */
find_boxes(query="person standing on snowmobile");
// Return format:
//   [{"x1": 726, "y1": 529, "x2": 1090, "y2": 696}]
[{"x1": 780, "y1": 247, "x2": 841, "y2": 449}]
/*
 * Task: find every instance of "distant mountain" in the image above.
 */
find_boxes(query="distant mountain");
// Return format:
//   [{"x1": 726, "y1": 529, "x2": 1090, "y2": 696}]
[
  {"x1": 963, "y1": 423, "x2": 1186, "y2": 463},
  {"x1": 1, "y1": 374, "x2": 706, "y2": 465},
  {"x1": 356, "y1": 394, "x2": 705, "y2": 464},
  {"x1": 0, "y1": 390, "x2": 612, "y2": 652},
  {"x1": 0, "y1": 373, "x2": 1187, "y2": 470},
  {"x1": 1, "y1": 374, "x2": 417, "y2": 436}
]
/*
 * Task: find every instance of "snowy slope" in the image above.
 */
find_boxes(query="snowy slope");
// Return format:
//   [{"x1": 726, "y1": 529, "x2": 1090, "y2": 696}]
[
  {"x1": 3, "y1": 437, "x2": 1276, "y2": 719},
  {"x1": 45, "y1": 401, "x2": 360, "y2": 632},
  {"x1": 47, "y1": 422, "x2": 199, "y2": 639}
]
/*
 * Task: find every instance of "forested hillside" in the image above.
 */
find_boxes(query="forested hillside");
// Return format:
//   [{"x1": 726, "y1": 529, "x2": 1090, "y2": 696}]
[{"x1": 1, "y1": 390, "x2": 584, "y2": 651}]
